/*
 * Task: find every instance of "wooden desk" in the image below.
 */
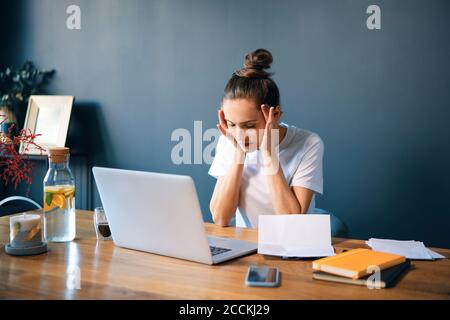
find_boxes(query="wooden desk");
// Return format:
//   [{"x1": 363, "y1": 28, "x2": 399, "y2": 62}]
[{"x1": 0, "y1": 210, "x2": 449, "y2": 299}]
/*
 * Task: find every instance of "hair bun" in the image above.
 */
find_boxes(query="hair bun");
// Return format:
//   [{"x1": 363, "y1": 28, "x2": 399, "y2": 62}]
[{"x1": 235, "y1": 48, "x2": 273, "y2": 78}]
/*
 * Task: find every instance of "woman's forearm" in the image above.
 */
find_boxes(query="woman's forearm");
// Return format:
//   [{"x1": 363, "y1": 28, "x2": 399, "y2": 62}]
[
  {"x1": 210, "y1": 163, "x2": 244, "y2": 226},
  {"x1": 210, "y1": 148, "x2": 246, "y2": 226},
  {"x1": 264, "y1": 159, "x2": 303, "y2": 214}
]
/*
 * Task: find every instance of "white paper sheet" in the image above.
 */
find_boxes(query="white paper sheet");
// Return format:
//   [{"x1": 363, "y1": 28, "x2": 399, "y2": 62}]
[
  {"x1": 258, "y1": 214, "x2": 335, "y2": 257},
  {"x1": 366, "y1": 238, "x2": 445, "y2": 260}
]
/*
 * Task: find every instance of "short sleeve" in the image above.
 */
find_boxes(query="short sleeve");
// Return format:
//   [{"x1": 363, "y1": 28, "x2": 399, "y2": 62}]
[
  {"x1": 208, "y1": 135, "x2": 232, "y2": 178},
  {"x1": 290, "y1": 134, "x2": 324, "y2": 194}
]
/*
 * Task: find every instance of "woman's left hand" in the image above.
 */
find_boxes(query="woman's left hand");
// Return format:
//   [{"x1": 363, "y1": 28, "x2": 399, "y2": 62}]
[{"x1": 260, "y1": 105, "x2": 280, "y2": 173}]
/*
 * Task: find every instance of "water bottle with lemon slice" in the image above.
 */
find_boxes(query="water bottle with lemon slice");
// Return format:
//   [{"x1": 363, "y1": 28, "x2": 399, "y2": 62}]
[{"x1": 43, "y1": 147, "x2": 76, "y2": 242}]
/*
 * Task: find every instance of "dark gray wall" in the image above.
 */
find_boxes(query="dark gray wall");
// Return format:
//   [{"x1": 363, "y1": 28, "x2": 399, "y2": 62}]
[
  {"x1": 0, "y1": 1, "x2": 18, "y2": 68},
  {"x1": 3, "y1": 0, "x2": 450, "y2": 247}
]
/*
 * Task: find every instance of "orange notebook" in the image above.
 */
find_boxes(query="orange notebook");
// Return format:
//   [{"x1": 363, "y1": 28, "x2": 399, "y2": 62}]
[{"x1": 312, "y1": 248, "x2": 406, "y2": 280}]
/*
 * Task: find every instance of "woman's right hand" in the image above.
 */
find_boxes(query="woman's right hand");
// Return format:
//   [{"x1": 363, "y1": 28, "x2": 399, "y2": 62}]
[
  {"x1": 217, "y1": 108, "x2": 246, "y2": 163},
  {"x1": 210, "y1": 108, "x2": 246, "y2": 226}
]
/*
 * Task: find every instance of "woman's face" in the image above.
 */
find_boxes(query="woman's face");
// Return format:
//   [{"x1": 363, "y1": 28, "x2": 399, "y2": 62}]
[{"x1": 221, "y1": 98, "x2": 268, "y2": 152}]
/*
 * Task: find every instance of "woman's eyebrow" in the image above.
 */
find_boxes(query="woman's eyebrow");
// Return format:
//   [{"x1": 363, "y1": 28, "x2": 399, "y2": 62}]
[{"x1": 225, "y1": 119, "x2": 257, "y2": 124}]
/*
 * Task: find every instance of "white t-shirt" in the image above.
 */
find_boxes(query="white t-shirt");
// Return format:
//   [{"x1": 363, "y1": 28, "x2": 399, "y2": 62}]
[{"x1": 208, "y1": 122, "x2": 324, "y2": 228}]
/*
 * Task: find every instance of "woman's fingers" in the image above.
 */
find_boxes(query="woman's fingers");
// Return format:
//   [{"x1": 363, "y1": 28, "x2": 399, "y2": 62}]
[
  {"x1": 217, "y1": 109, "x2": 231, "y2": 138},
  {"x1": 260, "y1": 107, "x2": 273, "y2": 136},
  {"x1": 218, "y1": 108, "x2": 228, "y2": 129},
  {"x1": 261, "y1": 104, "x2": 270, "y2": 122},
  {"x1": 266, "y1": 107, "x2": 274, "y2": 129},
  {"x1": 273, "y1": 105, "x2": 282, "y2": 121},
  {"x1": 216, "y1": 124, "x2": 227, "y2": 136},
  {"x1": 262, "y1": 107, "x2": 275, "y2": 151}
]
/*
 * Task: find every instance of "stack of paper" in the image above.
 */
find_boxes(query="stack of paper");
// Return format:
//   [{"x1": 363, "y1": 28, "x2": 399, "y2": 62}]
[
  {"x1": 366, "y1": 238, "x2": 445, "y2": 260},
  {"x1": 258, "y1": 214, "x2": 335, "y2": 258}
]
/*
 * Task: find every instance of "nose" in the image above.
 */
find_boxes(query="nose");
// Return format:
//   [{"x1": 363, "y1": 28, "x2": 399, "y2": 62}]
[
  {"x1": 235, "y1": 127, "x2": 246, "y2": 140},
  {"x1": 235, "y1": 127, "x2": 257, "y2": 144}
]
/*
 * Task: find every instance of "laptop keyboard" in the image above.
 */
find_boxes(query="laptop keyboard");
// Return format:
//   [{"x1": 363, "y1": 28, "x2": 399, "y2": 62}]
[{"x1": 210, "y1": 246, "x2": 232, "y2": 256}]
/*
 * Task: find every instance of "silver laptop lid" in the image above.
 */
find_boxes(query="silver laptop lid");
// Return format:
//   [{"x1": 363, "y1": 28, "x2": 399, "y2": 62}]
[{"x1": 92, "y1": 167, "x2": 213, "y2": 264}]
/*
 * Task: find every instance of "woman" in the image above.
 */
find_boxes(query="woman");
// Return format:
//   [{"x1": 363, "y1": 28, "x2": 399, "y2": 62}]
[{"x1": 209, "y1": 48, "x2": 324, "y2": 228}]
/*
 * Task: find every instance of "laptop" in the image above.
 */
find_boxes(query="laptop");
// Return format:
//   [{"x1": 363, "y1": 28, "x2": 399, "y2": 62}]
[{"x1": 92, "y1": 167, "x2": 257, "y2": 264}]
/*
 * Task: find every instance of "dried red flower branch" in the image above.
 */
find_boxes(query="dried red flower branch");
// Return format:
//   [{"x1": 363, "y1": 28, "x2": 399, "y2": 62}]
[{"x1": 0, "y1": 114, "x2": 45, "y2": 195}]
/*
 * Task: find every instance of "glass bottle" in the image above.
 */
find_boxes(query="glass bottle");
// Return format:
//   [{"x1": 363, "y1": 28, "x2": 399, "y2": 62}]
[{"x1": 43, "y1": 147, "x2": 76, "y2": 242}]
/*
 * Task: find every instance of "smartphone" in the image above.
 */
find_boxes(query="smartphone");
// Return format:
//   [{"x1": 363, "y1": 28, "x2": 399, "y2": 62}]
[{"x1": 245, "y1": 265, "x2": 280, "y2": 287}]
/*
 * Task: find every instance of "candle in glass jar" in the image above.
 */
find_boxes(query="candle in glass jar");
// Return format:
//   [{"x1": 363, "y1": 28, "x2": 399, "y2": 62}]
[{"x1": 9, "y1": 214, "x2": 42, "y2": 248}]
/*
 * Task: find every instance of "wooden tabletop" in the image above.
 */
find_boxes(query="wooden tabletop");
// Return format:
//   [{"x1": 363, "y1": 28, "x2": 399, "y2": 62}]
[{"x1": 0, "y1": 210, "x2": 449, "y2": 300}]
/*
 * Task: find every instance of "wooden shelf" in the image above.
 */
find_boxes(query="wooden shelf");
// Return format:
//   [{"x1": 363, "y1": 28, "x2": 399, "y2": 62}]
[{"x1": 0, "y1": 153, "x2": 89, "y2": 161}]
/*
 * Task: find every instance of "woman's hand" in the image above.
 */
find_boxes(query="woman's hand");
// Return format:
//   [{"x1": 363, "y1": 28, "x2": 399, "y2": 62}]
[
  {"x1": 217, "y1": 108, "x2": 246, "y2": 163},
  {"x1": 260, "y1": 105, "x2": 281, "y2": 174},
  {"x1": 210, "y1": 108, "x2": 247, "y2": 226},
  {"x1": 260, "y1": 105, "x2": 305, "y2": 214}
]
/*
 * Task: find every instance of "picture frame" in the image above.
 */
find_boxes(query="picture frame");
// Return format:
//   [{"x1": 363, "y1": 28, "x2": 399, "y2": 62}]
[{"x1": 19, "y1": 95, "x2": 74, "y2": 155}]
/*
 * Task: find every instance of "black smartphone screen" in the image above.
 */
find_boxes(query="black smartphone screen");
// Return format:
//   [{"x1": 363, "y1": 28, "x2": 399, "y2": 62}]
[{"x1": 247, "y1": 266, "x2": 278, "y2": 283}]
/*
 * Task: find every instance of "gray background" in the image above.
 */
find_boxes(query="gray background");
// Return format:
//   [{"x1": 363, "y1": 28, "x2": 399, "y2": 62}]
[{"x1": 1, "y1": 0, "x2": 449, "y2": 247}]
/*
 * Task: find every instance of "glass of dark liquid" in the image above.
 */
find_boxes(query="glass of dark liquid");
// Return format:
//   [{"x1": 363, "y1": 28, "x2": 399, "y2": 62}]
[{"x1": 93, "y1": 207, "x2": 112, "y2": 241}]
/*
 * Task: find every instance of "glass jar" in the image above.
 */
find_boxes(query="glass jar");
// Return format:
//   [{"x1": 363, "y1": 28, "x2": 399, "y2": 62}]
[{"x1": 43, "y1": 147, "x2": 76, "y2": 242}]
